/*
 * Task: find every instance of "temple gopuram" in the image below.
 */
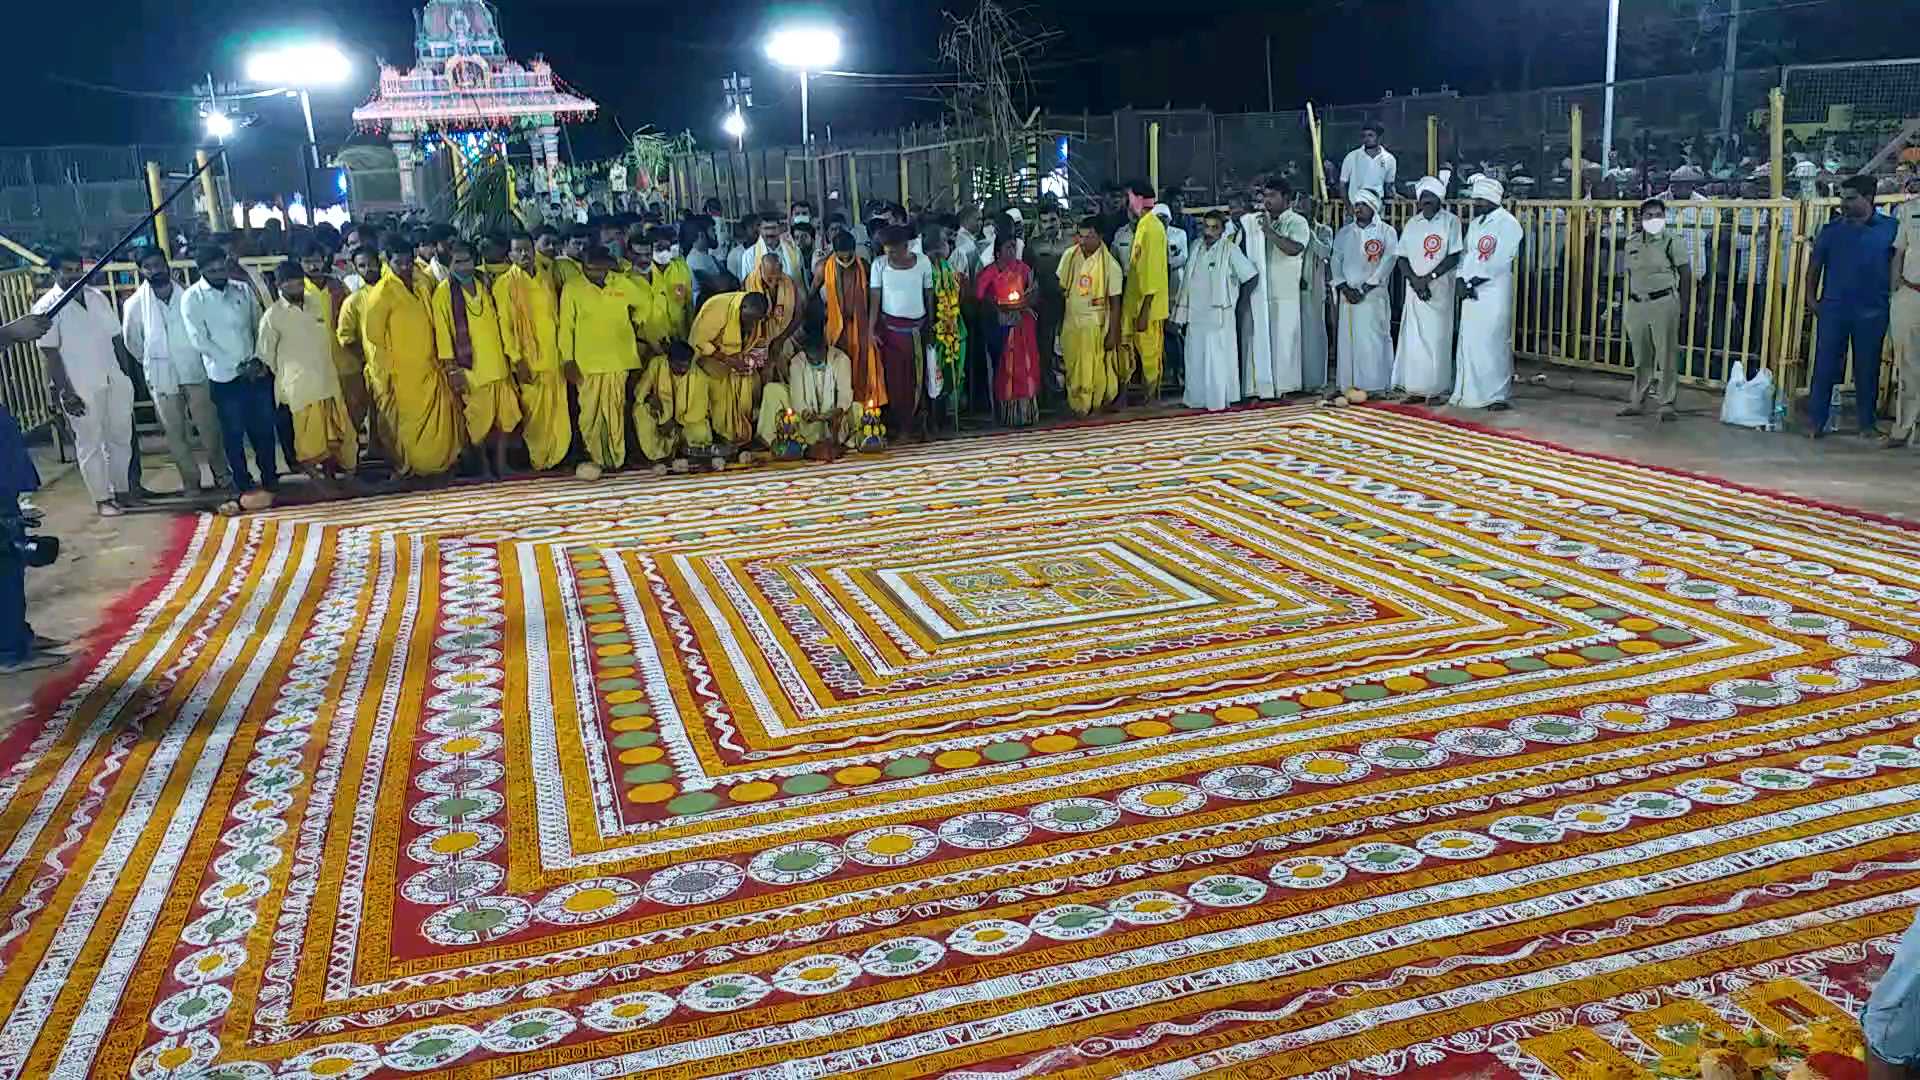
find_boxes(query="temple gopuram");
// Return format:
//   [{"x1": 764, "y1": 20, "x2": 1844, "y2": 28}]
[{"x1": 351, "y1": 0, "x2": 595, "y2": 211}]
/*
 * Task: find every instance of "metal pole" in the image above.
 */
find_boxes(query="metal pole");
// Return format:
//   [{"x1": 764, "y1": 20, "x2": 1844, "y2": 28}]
[
  {"x1": 1426, "y1": 115, "x2": 1438, "y2": 178},
  {"x1": 799, "y1": 73, "x2": 811, "y2": 147},
  {"x1": 299, "y1": 88, "x2": 320, "y2": 222},
  {"x1": 1569, "y1": 106, "x2": 1583, "y2": 200},
  {"x1": 1718, "y1": 0, "x2": 1741, "y2": 140},
  {"x1": 1265, "y1": 36, "x2": 1274, "y2": 113},
  {"x1": 1769, "y1": 87, "x2": 1785, "y2": 199},
  {"x1": 195, "y1": 150, "x2": 221, "y2": 232},
  {"x1": 145, "y1": 161, "x2": 171, "y2": 253},
  {"x1": 1601, "y1": 0, "x2": 1619, "y2": 174},
  {"x1": 1148, "y1": 121, "x2": 1160, "y2": 196}
]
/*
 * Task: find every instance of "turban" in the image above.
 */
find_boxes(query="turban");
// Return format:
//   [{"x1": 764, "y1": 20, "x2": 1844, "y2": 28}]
[
  {"x1": 1670, "y1": 164, "x2": 1706, "y2": 182},
  {"x1": 1414, "y1": 176, "x2": 1446, "y2": 202},
  {"x1": 1470, "y1": 176, "x2": 1505, "y2": 203},
  {"x1": 1352, "y1": 188, "x2": 1383, "y2": 216}
]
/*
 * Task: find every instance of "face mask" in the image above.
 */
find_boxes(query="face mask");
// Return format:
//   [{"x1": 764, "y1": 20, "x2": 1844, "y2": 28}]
[
  {"x1": 451, "y1": 269, "x2": 475, "y2": 284},
  {"x1": 145, "y1": 271, "x2": 171, "y2": 287},
  {"x1": 793, "y1": 214, "x2": 811, "y2": 226},
  {"x1": 652, "y1": 250, "x2": 673, "y2": 266},
  {"x1": 1641, "y1": 219, "x2": 1666, "y2": 235}
]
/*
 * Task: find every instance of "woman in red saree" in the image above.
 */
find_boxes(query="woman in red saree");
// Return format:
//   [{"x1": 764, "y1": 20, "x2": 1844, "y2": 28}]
[{"x1": 975, "y1": 234, "x2": 1040, "y2": 426}]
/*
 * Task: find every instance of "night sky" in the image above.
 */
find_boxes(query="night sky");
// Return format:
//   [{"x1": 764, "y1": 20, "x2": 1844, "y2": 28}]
[{"x1": 11, "y1": 0, "x2": 1912, "y2": 164}]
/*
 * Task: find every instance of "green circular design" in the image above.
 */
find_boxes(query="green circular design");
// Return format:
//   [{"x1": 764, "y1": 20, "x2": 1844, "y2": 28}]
[
  {"x1": 772, "y1": 848, "x2": 824, "y2": 871},
  {"x1": 610, "y1": 703, "x2": 654, "y2": 718},
  {"x1": 1081, "y1": 727, "x2": 1128, "y2": 746},
  {"x1": 1579, "y1": 646, "x2": 1626, "y2": 661},
  {"x1": 782, "y1": 773, "x2": 832, "y2": 795},
  {"x1": 1480, "y1": 569, "x2": 1517, "y2": 580},
  {"x1": 1053, "y1": 805, "x2": 1101, "y2": 823},
  {"x1": 1506, "y1": 657, "x2": 1552, "y2": 672},
  {"x1": 1342, "y1": 684, "x2": 1390, "y2": 701},
  {"x1": 624, "y1": 763, "x2": 674, "y2": 783},
  {"x1": 572, "y1": 558, "x2": 603, "y2": 570},
  {"x1": 432, "y1": 796, "x2": 487, "y2": 818},
  {"x1": 1323, "y1": 516, "x2": 1357, "y2": 526},
  {"x1": 983, "y1": 743, "x2": 1030, "y2": 762},
  {"x1": 450, "y1": 908, "x2": 507, "y2": 932},
  {"x1": 667, "y1": 792, "x2": 721, "y2": 814},
  {"x1": 596, "y1": 654, "x2": 637, "y2": 671},
  {"x1": 1428, "y1": 668, "x2": 1473, "y2": 685},
  {"x1": 1170, "y1": 713, "x2": 1215, "y2": 731},
  {"x1": 882, "y1": 757, "x2": 932, "y2": 778},
  {"x1": 616, "y1": 731, "x2": 659, "y2": 746},
  {"x1": 597, "y1": 677, "x2": 641, "y2": 692},
  {"x1": 1530, "y1": 585, "x2": 1570, "y2": 598},
  {"x1": 1356, "y1": 527, "x2": 1392, "y2": 538},
  {"x1": 612, "y1": 731, "x2": 657, "y2": 749},
  {"x1": 1650, "y1": 628, "x2": 1695, "y2": 643},
  {"x1": 1258, "y1": 700, "x2": 1303, "y2": 717},
  {"x1": 1585, "y1": 607, "x2": 1629, "y2": 620},
  {"x1": 591, "y1": 632, "x2": 630, "y2": 645}
]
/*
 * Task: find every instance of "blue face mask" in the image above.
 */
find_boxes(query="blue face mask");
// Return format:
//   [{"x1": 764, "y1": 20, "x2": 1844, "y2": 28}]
[{"x1": 451, "y1": 269, "x2": 476, "y2": 285}]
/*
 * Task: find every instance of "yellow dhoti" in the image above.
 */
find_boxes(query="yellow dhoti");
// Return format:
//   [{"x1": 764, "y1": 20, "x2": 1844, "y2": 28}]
[
  {"x1": 365, "y1": 362, "x2": 404, "y2": 473},
  {"x1": 578, "y1": 372, "x2": 630, "y2": 469},
  {"x1": 706, "y1": 368, "x2": 758, "y2": 446},
  {"x1": 755, "y1": 382, "x2": 792, "y2": 447},
  {"x1": 336, "y1": 365, "x2": 371, "y2": 436},
  {"x1": 1122, "y1": 320, "x2": 1166, "y2": 394},
  {"x1": 392, "y1": 362, "x2": 464, "y2": 477},
  {"x1": 1063, "y1": 324, "x2": 1118, "y2": 416},
  {"x1": 519, "y1": 369, "x2": 572, "y2": 470},
  {"x1": 462, "y1": 378, "x2": 524, "y2": 444},
  {"x1": 293, "y1": 398, "x2": 358, "y2": 472}
]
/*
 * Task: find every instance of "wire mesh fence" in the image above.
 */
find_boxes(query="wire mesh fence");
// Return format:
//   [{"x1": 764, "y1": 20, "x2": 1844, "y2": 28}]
[{"x1": 0, "y1": 145, "x2": 202, "y2": 256}]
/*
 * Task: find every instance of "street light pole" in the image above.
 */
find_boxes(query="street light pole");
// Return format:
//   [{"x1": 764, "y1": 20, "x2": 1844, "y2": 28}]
[
  {"x1": 298, "y1": 89, "x2": 319, "y2": 224},
  {"x1": 1601, "y1": 0, "x2": 1619, "y2": 175},
  {"x1": 799, "y1": 71, "x2": 810, "y2": 147}
]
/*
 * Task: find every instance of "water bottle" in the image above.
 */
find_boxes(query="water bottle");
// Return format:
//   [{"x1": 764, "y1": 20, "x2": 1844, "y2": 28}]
[{"x1": 1766, "y1": 393, "x2": 1785, "y2": 433}]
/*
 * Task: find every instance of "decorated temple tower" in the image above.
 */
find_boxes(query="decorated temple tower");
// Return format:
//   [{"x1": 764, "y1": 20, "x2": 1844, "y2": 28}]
[{"x1": 351, "y1": 0, "x2": 595, "y2": 211}]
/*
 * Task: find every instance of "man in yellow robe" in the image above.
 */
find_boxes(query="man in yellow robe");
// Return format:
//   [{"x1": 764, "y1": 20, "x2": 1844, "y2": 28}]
[
  {"x1": 336, "y1": 246, "x2": 401, "y2": 471},
  {"x1": 496, "y1": 233, "x2": 570, "y2": 470},
  {"x1": 623, "y1": 232, "x2": 679, "y2": 357},
  {"x1": 634, "y1": 340, "x2": 716, "y2": 469},
  {"x1": 745, "y1": 254, "x2": 803, "y2": 445},
  {"x1": 559, "y1": 245, "x2": 643, "y2": 477},
  {"x1": 257, "y1": 261, "x2": 356, "y2": 482},
  {"x1": 1056, "y1": 217, "x2": 1125, "y2": 415},
  {"x1": 1121, "y1": 180, "x2": 1170, "y2": 401},
  {"x1": 689, "y1": 290, "x2": 771, "y2": 452},
  {"x1": 298, "y1": 242, "x2": 371, "y2": 437},
  {"x1": 434, "y1": 240, "x2": 523, "y2": 479},
  {"x1": 552, "y1": 227, "x2": 590, "y2": 293},
  {"x1": 362, "y1": 239, "x2": 463, "y2": 479},
  {"x1": 646, "y1": 228, "x2": 697, "y2": 337}
]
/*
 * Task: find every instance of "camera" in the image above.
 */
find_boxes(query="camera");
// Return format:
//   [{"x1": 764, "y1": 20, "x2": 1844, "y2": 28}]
[{"x1": 1, "y1": 513, "x2": 58, "y2": 568}]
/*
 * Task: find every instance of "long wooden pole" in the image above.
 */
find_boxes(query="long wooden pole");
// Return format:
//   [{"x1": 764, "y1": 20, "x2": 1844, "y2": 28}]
[
  {"x1": 1305, "y1": 104, "x2": 1326, "y2": 202},
  {"x1": 42, "y1": 148, "x2": 225, "y2": 319},
  {"x1": 145, "y1": 162, "x2": 170, "y2": 254}
]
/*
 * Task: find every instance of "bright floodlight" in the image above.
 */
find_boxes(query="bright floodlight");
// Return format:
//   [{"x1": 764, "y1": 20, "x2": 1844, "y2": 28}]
[
  {"x1": 245, "y1": 42, "x2": 352, "y2": 88},
  {"x1": 203, "y1": 111, "x2": 236, "y2": 139},
  {"x1": 722, "y1": 111, "x2": 747, "y2": 138},
  {"x1": 765, "y1": 27, "x2": 840, "y2": 70}
]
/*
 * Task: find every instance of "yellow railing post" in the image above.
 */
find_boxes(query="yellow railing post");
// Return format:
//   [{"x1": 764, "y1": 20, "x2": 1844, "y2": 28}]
[
  {"x1": 1305, "y1": 105, "x2": 1326, "y2": 202},
  {"x1": 1566, "y1": 106, "x2": 1586, "y2": 366},
  {"x1": 1148, "y1": 121, "x2": 1161, "y2": 196},
  {"x1": 1769, "y1": 87, "x2": 1786, "y2": 199},
  {"x1": 849, "y1": 155, "x2": 861, "y2": 219},
  {"x1": 1569, "y1": 106, "x2": 1583, "y2": 200},
  {"x1": 145, "y1": 161, "x2": 170, "y2": 253},
  {"x1": 194, "y1": 150, "x2": 221, "y2": 233},
  {"x1": 1426, "y1": 115, "x2": 1438, "y2": 179},
  {"x1": 900, "y1": 151, "x2": 910, "y2": 211}
]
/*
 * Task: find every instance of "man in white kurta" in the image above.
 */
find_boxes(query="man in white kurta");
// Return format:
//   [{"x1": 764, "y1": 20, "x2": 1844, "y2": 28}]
[
  {"x1": 1392, "y1": 176, "x2": 1465, "y2": 401},
  {"x1": 1239, "y1": 180, "x2": 1310, "y2": 398},
  {"x1": 788, "y1": 346, "x2": 858, "y2": 448},
  {"x1": 1177, "y1": 212, "x2": 1257, "y2": 411},
  {"x1": 1451, "y1": 176, "x2": 1526, "y2": 410},
  {"x1": 1302, "y1": 207, "x2": 1333, "y2": 393},
  {"x1": 1339, "y1": 122, "x2": 1397, "y2": 205},
  {"x1": 1331, "y1": 190, "x2": 1398, "y2": 394}
]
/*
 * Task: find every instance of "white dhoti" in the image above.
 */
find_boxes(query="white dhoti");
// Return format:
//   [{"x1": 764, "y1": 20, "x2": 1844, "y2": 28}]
[
  {"x1": 1239, "y1": 209, "x2": 1309, "y2": 398},
  {"x1": 1451, "y1": 277, "x2": 1517, "y2": 407},
  {"x1": 1183, "y1": 312, "x2": 1242, "y2": 411},
  {"x1": 1337, "y1": 289, "x2": 1394, "y2": 393},
  {"x1": 70, "y1": 373, "x2": 136, "y2": 503},
  {"x1": 1392, "y1": 279, "x2": 1457, "y2": 396}
]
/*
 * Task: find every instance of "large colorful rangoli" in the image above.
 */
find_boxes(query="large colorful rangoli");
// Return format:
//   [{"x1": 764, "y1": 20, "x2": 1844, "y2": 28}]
[{"x1": 1, "y1": 406, "x2": 1914, "y2": 1079}]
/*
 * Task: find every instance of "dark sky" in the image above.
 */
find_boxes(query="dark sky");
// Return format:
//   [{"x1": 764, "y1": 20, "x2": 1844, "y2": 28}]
[{"x1": 11, "y1": 0, "x2": 1912, "y2": 163}]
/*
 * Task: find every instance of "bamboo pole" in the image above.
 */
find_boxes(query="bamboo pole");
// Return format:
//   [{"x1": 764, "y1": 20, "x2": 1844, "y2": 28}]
[
  {"x1": 195, "y1": 150, "x2": 221, "y2": 232},
  {"x1": 145, "y1": 161, "x2": 170, "y2": 253},
  {"x1": 1148, "y1": 122, "x2": 1161, "y2": 196},
  {"x1": 1426, "y1": 115, "x2": 1438, "y2": 179},
  {"x1": 1769, "y1": 87, "x2": 1785, "y2": 199}
]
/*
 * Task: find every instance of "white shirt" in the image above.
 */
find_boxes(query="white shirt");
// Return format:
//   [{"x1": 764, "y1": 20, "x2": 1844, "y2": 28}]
[
  {"x1": 181, "y1": 278, "x2": 259, "y2": 383},
  {"x1": 120, "y1": 281, "x2": 206, "y2": 395},
  {"x1": 870, "y1": 252, "x2": 934, "y2": 319},
  {"x1": 1397, "y1": 210, "x2": 1465, "y2": 277},
  {"x1": 1340, "y1": 146, "x2": 1398, "y2": 205},
  {"x1": 1332, "y1": 220, "x2": 1399, "y2": 289},
  {"x1": 32, "y1": 285, "x2": 123, "y2": 392},
  {"x1": 952, "y1": 229, "x2": 979, "y2": 275}
]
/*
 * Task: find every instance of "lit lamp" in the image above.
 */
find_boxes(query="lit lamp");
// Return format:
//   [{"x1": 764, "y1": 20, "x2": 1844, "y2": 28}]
[
  {"x1": 857, "y1": 399, "x2": 886, "y2": 452},
  {"x1": 722, "y1": 109, "x2": 747, "y2": 152},
  {"x1": 764, "y1": 25, "x2": 841, "y2": 146},
  {"x1": 772, "y1": 407, "x2": 805, "y2": 460},
  {"x1": 244, "y1": 41, "x2": 351, "y2": 216}
]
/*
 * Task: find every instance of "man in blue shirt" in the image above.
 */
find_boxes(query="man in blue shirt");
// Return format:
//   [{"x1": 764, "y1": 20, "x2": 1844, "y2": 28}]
[{"x1": 1805, "y1": 174, "x2": 1897, "y2": 438}]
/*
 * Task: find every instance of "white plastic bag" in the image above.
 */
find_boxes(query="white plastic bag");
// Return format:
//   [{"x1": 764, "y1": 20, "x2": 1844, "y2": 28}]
[
  {"x1": 925, "y1": 344, "x2": 943, "y2": 399},
  {"x1": 1720, "y1": 361, "x2": 1772, "y2": 429}
]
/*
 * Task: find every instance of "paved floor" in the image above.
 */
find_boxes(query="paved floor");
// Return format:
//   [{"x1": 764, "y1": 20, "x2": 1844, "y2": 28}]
[{"x1": 4, "y1": 362, "x2": 1915, "y2": 740}]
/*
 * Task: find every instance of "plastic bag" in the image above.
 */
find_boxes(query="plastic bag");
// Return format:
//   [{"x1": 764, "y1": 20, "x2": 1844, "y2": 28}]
[
  {"x1": 925, "y1": 344, "x2": 943, "y2": 399},
  {"x1": 1720, "y1": 361, "x2": 1772, "y2": 429}
]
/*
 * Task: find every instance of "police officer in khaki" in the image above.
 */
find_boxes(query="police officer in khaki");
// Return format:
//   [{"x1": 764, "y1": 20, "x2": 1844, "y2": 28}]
[
  {"x1": 1887, "y1": 175, "x2": 1920, "y2": 449},
  {"x1": 1618, "y1": 198, "x2": 1692, "y2": 420}
]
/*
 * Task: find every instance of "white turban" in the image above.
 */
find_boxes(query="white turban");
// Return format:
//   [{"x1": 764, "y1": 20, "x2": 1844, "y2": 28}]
[
  {"x1": 1414, "y1": 175, "x2": 1446, "y2": 202},
  {"x1": 1470, "y1": 176, "x2": 1505, "y2": 203},
  {"x1": 1353, "y1": 188, "x2": 1382, "y2": 216},
  {"x1": 1151, "y1": 202, "x2": 1172, "y2": 221}
]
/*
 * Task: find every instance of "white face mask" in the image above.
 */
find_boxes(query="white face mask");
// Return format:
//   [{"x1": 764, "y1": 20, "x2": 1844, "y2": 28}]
[
  {"x1": 792, "y1": 214, "x2": 812, "y2": 226},
  {"x1": 653, "y1": 250, "x2": 674, "y2": 266},
  {"x1": 1641, "y1": 218, "x2": 1667, "y2": 235}
]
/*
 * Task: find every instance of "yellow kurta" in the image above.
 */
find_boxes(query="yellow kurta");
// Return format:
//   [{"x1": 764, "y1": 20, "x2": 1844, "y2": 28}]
[
  {"x1": 690, "y1": 293, "x2": 769, "y2": 446},
  {"x1": 1057, "y1": 244, "x2": 1125, "y2": 415},
  {"x1": 363, "y1": 269, "x2": 463, "y2": 477},
  {"x1": 623, "y1": 268, "x2": 678, "y2": 354},
  {"x1": 257, "y1": 299, "x2": 355, "y2": 470},
  {"x1": 306, "y1": 278, "x2": 371, "y2": 432},
  {"x1": 656, "y1": 258, "x2": 696, "y2": 337},
  {"x1": 1122, "y1": 212, "x2": 1170, "y2": 391},
  {"x1": 337, "y1": 284, "x2": 399, "y2": 470},
  {"x1": 552, "y1": 256, "x2": 586, "y2": 293},
  {"x1": 560, "y1": 276, "x2": 643, "y2": 468},
  {"x1": 633, "y1": 355, "x2": 716, "y2": 460},
  {"x1": 433, "y1": 278, "x2": 522, "y2": 442},
  {"x1": 494, "y1": 266, "x2": 569, "y2": 469}
]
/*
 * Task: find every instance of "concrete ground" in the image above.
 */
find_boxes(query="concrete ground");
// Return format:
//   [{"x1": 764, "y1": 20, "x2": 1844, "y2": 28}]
[{"x1": 3, "y1": 362, "x2": 1916, "y2": 742}]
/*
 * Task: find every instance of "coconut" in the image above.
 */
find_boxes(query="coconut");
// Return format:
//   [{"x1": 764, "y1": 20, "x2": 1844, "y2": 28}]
[{"x1": 574, "y1": 462, "x2": 603, "y2": 482}]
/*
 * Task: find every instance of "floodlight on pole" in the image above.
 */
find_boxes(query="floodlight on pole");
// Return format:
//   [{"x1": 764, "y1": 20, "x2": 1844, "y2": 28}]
[
  {"x1": 244, "y1": 41, "x2": 350, "y2": 219},
  {"x1": 765, "y1": 26, "x2": 840, "y2": 146},
  {"x1": 203, "y1": 111, "x2": 236, "y2": 140},
  {"x1": 723, "y1": 109, "x2": 748, "y2": 151}
]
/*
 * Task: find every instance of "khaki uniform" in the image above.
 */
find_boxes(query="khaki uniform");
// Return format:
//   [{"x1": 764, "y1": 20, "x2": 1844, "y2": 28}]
[
  {"x1": 1891, "y1": 197, "x2": 1920, "y2": 444},
  {"x1": 1623, "y1": 227, "x2": 1688, "y2": 413}
]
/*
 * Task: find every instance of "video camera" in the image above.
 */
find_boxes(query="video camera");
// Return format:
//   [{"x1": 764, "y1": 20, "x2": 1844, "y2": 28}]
[{"x1": 1, "y1": 510, "x2": 58, "y2": 568}]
